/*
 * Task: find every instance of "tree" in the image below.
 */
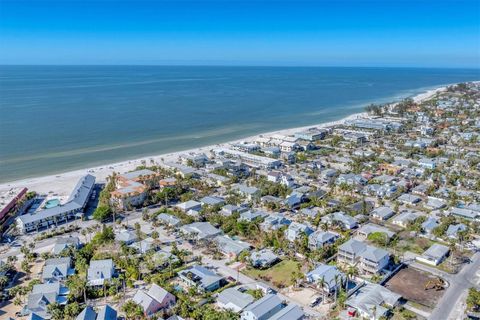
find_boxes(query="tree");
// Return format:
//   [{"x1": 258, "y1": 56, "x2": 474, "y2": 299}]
[
  {"x1": 467, "y1": 288, "x2": 480, "y2": 311},
  {"x1": 66, "y1": 274, "x2": 87, "y2": 303},
  {"x1": 64, "y1": 302, "x2": 81, "y2": 320},
  {"x1": 367, "y1": 232, "x2": 389, "y2": 247},
  {"x1": 0, "y1": 275, "x2": 9, "y2": 288},
  {"x1": 21, "y1": 260, "x2": 31, "y2": 275},
  {"x1": 47, "y1": 302, "x2": 64, "y2": 320},
  {"x1": 93, "y1": 204, "x2": 112, "y2": 222},
  {"x1": 121, "y1": 300, "x2": 144, "y2": 319}
]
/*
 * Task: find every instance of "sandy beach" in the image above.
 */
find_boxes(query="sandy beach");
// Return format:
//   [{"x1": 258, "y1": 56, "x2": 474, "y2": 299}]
[{"x1": 0, "y1": 84, "x2": 447, "y2": 196}]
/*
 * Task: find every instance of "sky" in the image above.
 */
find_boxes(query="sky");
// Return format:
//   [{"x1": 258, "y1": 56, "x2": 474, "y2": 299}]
[{"x1": 0, "y1": 0, "x2": 479, "y2": 67}]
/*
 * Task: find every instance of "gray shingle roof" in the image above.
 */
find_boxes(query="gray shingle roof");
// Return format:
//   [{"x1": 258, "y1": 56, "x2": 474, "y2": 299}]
[
  {"x1": 269, "y1": 303, "x2": 304, "y2": 320},
  {"x1": 217, "y1": 287, "x2": 254, "y2": 310},
  {"x1": 18, "y1": 174, "x2": 95, "y2": 225},
  {"x1": 243, "y1": 294, "x2": 282, "y2": 318}
]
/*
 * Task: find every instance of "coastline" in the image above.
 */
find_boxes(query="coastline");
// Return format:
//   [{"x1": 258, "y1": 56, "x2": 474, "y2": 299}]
[{"x1": 0, "y1": 84, "x2": 447, "y2": 195}]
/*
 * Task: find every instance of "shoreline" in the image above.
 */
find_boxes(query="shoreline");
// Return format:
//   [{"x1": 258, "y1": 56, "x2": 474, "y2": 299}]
[{"x1": 0, "y1": 84, "x2": 448, "y2": 195}]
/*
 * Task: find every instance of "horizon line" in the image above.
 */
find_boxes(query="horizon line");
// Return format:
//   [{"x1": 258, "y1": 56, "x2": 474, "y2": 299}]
[{"x1": 1, "y1": 64, "x2": 480, "y2": 70}]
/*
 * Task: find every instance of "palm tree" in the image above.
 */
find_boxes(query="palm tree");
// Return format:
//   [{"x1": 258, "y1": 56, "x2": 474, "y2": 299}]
[
  {"x1": 318, "y1": 276, "x2": 327, "y2": 304},
  {"x1": 346, "y1": 265, "x2": 358, "y2": 283}
]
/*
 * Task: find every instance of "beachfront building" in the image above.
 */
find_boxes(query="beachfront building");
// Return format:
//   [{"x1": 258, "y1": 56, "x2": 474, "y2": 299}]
[
  {"x1": 110, "y1": 169, "x2": 158, "y2": 210},
  {"x1": 0, "y1": 187, "x2": 28, "y2": 222},
  {"x1": 294, "y1": 128, "x2": 328, "y2": 141},
  {"x1": 16, "y1": 174, "x2": 95, "y2": 233},
  {"x1": 213, "y1": 148, "x2": 282, "y2": 170}
]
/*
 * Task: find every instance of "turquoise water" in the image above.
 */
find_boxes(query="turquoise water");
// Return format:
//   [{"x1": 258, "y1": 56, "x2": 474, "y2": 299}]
[
  {"x1": 0, "y1": 66, "x2": 479, "y2": 182},
  {"x1": 44, "y1": 199, "x2": 60, "y2": 209}
]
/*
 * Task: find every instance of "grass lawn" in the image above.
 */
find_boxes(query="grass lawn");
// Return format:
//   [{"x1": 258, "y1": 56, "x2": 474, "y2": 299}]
[
  {"x1": 394, "y1": 234, "x2": 435, "y2": 255},
  {"x1": 243, "y1": 259, "x2": 300, "y2": 288}
]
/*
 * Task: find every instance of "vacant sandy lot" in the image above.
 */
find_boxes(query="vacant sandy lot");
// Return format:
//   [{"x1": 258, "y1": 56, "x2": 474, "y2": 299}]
[{"x1": 385, "y1": 266, "x2": 445, "y2": 308}]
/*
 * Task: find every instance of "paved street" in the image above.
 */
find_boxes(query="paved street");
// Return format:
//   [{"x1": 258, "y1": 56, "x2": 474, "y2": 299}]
[{"x1": 429, "y1": 252, "x2": 480, "y2": 320}]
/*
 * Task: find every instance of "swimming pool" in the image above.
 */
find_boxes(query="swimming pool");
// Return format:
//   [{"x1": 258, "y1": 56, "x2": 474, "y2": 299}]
[{"x1": 44, "y1": 198, "x2": 60, "y2": 209}]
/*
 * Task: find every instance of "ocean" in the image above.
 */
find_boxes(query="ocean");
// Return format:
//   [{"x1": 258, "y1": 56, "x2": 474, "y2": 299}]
[{"x1": 0, "y1": 65, "x2": 478, "y2": 183}]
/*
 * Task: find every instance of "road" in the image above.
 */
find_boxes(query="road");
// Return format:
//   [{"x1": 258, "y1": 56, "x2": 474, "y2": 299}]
[{"x1": 429, "y1": 251, "x2": 480, "y2": 320}]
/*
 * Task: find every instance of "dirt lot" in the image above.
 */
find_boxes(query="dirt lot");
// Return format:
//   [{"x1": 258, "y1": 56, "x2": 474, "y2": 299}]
[{"x1": 384, "y1": 266, "x2": 445, "y2": 308}]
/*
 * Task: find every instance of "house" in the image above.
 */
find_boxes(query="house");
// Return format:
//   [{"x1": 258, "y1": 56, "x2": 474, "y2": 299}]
[
  {"x1": 157, "y1": 213, "x2": 181, "y2": 227},
  {"x1": 130, "y1": 237, "x2": 157, "y2": 254},
  {"x1": 180, "y1": 222, "x2": 222, "y2": 241},
  {"x1": 338, "y1": 239, "x2": 390, "y2": 274},
  {"x1": 412, "y1": 184, "x2": 429, "y2": 196},
  {"x1": 343, "y1": 131, "x2": 368, "y2": 144},
  {"x1": 347, "y1": 283, "x2": 401, "y2": 320},
  {"x1": 397, "y1": 193, "x2": 422, "y2": 205},
  {"x1": 115, "y1": 229, "x2": 138, "y2": 245},
  {"x1": 421, "y1": 217, "x2": 440, "y2": 236},
  {"x1": 294, "y1": 128, "x2": 327, "y2": 141},
  {"x1": 132, "y1": 284, "x2": 176, "y2": 316},
  {"x1": 308, "y1": 231, "x2": 339, "y2": 250},
  {"x1": 267, "y1": 171, "x2": 282, "y2": 183},
  {"x1": 446, "y1": 224, "x2": 467, "y2": 239},
  {"x1": 321, "y1": 211, "x2": 358, "y2": 230},
  {"x1": 356, "y1": 224, "x2": 395, "y2": 241},
  {"x1": 391, "y1": 211, "x2": 422, "y2": 228},
  {"x1": 268, "y1": 304, "x2": 304, "y2": 320},
  {"x1": 233, "y1": 184, "x2": 261, "y2": 201},
  {"x1": 358, "y1": 246, "x2": 391, "y2": 274},
  {"x1": 425, "y1": 197, "x2": 447, "y2": 210},
  {"x1": 214, "y1": 235, "x2": 251, "y2": 259},
  {"x1": 52, "y1": 236, "x2": 80, "y2": 255},
  {"x1": 147, "y1": 251, "x2": 179, "y2": 271},
  {"x1": 416, "y1": 243, "x2": 450, "y2": 266},
  {"x1": 220, "y1": 204, "x2": 247, "y2": 216},
  {"x1": 178, "y1": 265, "x2": 223, "y2": 292},
  {"x1": 87, "y1": 259, "x2": 115, "y2": 286},
  {"x1": 336, "y1": 173, "x2": 367, "y2": 187},
  {"x1": 321, "y1": 169, "x2": 337, "y2": 184},
  {"x1": 16, "y1": 175, "x2": 95, "y2": 233},
  {"x1": 176, "y1": 200, "x2": 202, "y2": 212},
  {"x1": 300, "y1": 207, "x2": 322, "y2": 219},
  {"x1": 239, "y1": 210, "x2": 268, "y2": 222},
  {"x1": 306, "y1": 264, "x2": 346, "y2": 293},
  {"x1": 250, "y1": 249, "x2": 279, "y2": 269},
  {"x1": 260, "y1": 213, "x2": 291, "y2": 231},
  {"x1": 76, "y1": 305, "x2": 117, "y2": 320},
  {"x1": 241, "y1": 294, "x2": 283, "y2": 320},
  {"x1": 200, "y1": 196, "x2": 225, "y2": 207},
  {"x1": 450, "y1": 207, "x2": 479, "y2": 220},
  {"x1": 217, "y1": 287, "x2": 254, "y2": 313},
  {"x1": 25, "y1": 282, "x2": 68, "y2": 319},
  {"x1": 42, "y1": 257, "x2": 74, "y2": 282},
  {"x1": 418, "y1": 158, "x2": 436, "y2": 170},
  {"x1": 284, "y1": 222, "x2": 314, "y2": 242},
  {"x1": 370, "y1": 206, "x2": 395, "y2": 221},
  {"x1": 348, "y1": 200, "x2": 375, "y2": 215},
  {"x1": 284, "y1": 192, "x2": 304, "y2": 209}
]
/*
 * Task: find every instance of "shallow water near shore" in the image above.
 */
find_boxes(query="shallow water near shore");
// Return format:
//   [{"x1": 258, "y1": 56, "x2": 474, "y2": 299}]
[{"x1": 1, "y1": 65, "x2": 479, "y2": 182}]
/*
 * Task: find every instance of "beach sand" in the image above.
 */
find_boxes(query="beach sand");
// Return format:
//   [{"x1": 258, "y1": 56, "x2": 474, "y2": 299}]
[{"x1": 0, "y1": 85, "x2": 446, "y2": 196}]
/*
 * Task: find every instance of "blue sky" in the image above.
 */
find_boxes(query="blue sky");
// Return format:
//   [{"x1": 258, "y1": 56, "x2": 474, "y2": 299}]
[{"x1": 0, "y1": 0, "x2": 479, "y2": 67}]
